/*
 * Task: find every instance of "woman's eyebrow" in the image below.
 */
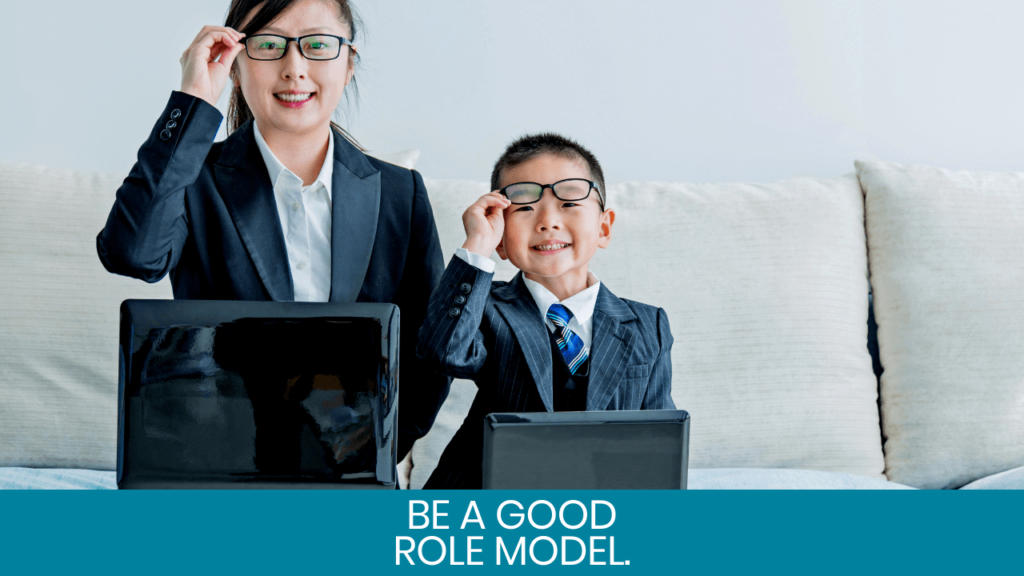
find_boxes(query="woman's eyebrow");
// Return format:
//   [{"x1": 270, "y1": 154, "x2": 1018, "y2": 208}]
[{"x1": 259, "y1": 26, "x2": 337, "y2": 35}]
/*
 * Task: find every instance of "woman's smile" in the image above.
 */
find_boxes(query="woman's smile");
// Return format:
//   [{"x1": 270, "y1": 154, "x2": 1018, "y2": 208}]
[{"x1": 274, "y1": 90, "x2": 316, "y2": 108}]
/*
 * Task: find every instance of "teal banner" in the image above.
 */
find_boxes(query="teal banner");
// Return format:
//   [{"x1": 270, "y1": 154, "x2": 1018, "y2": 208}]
[{"x1": 1, "y1": 491, "x2": 1020, "y2": 574}]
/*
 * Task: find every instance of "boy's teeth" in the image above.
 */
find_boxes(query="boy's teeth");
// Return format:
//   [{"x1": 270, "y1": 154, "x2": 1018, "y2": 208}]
[
  {"x1": 276, "y1": 93, "x2": 313, "y2": 102},
  {"x1": 535, "y1": 243, "x2": 569, "y2": 251}
]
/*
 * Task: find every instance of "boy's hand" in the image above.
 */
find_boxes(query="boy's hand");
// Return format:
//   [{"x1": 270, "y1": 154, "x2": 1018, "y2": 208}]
[{"x1": 461, "y1": 191, "x2": 511, "y2": 256}]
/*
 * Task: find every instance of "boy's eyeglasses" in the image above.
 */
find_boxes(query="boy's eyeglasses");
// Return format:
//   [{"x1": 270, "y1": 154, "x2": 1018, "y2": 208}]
[
  {"x1": 244, "y1": 34, "x2": 353, "y2": 61},
  {"x1": 499, "y1": 179, "x2": 600, "y2": 205}
]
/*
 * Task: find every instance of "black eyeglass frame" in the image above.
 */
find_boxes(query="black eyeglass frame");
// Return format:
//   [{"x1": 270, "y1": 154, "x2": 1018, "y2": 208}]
[
  {"x1": 244, "y1": 33, "x2": 353, "y2": 61},
  {"x1": 498, "y1": 179, "x2": 601, "y2": 205}
]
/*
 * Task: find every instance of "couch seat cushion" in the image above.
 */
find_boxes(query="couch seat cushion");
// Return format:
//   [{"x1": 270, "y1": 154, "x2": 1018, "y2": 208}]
[
  {"x1": 690, "y1": 468, "x2": 913, "y2": 489},
  {"x1": 959, "y1": 466, "x2": 1024, "y2": 490}
]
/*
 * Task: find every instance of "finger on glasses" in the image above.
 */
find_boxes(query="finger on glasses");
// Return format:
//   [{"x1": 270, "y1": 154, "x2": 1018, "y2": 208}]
[
  {"x1": 195, "y1": 30, "x2": 244, "y2": 64},
  {"x1": 214, "y1": 41, "x2": 246, "y2": 71},
  {"x1": 200, "y1": 25, "x2": 244, "y2": 42},
  {"x1": 482, "y1": 191, "x2": 512, "y2": 207},
  {"x1": 187, "y1": 26, "x2": 245, "y2": 56}
]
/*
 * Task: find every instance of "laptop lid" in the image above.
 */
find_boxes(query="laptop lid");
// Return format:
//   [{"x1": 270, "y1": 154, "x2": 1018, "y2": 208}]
[
  {"x1": 117, "y1": 299, "x2": 399, "y2": 489},
  {"x1": 482, "y1": 410, "x2": 690, "y2": 489}
]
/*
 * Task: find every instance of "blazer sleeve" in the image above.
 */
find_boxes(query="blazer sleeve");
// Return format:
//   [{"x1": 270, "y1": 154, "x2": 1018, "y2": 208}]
[
  {"x1": 642, "y1": 307, "x2": 676, "y2": 410},
  {"x1": 96, "y1": 91, "x2": 223, "y2": 283},
  {"x1": 416, "y1": 255, "x2": 493, "y2": 380},
  {"x1": 392, "y1": 170, "x2": 455, "y2": 458}
]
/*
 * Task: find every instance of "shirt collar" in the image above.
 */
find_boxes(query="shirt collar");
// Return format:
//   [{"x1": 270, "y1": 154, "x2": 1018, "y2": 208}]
[
  {"x1": 253, "y1": 121, "x2": 334, "y2": 196},
  {"x1": 522, "y1": 271, "x2": 601, "y2": 325}
]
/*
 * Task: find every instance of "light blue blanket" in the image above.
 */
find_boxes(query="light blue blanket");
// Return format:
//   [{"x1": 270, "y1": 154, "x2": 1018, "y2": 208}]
[
  {"x1": 0, "y1": 468, "x2": 116, "y2": 490},
  {"x1": 0, "y1": 467, "x2": 914, "y2": 490}
]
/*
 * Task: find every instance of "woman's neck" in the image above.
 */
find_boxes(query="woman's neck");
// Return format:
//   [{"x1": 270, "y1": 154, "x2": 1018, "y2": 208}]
[{"x1": 259, "y1": 124, "x2": 332, "y2": 186}]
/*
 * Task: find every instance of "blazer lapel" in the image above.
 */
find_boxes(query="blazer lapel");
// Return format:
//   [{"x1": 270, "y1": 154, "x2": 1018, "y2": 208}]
[
  {"x1": 493, "y1": 274, "x2": 554, "y2": 412},
  {"x1": 586, "y1": 284, "x2": 638, "y2": 411},
  {"x1": 213, "y1": 121, "x2": 293, "y2": 301},
  {"x1": 328, "y1": 131, "x2": 381, "y2": 302}
]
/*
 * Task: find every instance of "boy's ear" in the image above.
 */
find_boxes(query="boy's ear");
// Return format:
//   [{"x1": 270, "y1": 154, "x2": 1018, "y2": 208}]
[
  {"x1": 495, "y1": 238, "x2": 508, "y2": 260},
  {"x1": 597, "y1": 209, "x2": 615, "y2": 249}
]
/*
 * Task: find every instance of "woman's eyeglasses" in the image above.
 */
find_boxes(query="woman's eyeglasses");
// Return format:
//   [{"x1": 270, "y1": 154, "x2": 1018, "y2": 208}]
[
  {"x1": 244, "y1": 34, "x2": 353, "y2": 61},
  {"x1": 499, "y1": 179, "x2": 600, "y2": 205}
]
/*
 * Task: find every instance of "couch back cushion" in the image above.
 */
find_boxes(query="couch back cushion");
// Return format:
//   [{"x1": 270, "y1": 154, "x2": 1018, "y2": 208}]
[
  {"x1": 411, "y1": 175, "x2": 885, "y2": 487},
  {"x1": 0, "y1": 150, "x2": 418, "y2": 472},
  {"x1": 0, "y1": 162, "x2": 172, "y2": 469},
  {"x1": 857, "y1": 160, "x2": 1024, "y2": 489}
]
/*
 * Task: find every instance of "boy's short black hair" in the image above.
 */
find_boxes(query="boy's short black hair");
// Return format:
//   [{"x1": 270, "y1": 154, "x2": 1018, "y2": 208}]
[{"x1": 490, "y1": 133, "x2": 607, "y2": 210}]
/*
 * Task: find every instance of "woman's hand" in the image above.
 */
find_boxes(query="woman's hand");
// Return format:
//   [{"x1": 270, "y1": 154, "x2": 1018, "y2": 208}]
[
  {"x1": 461, "y1": 191, "x2": 511, "y2": 256},
  {"x1": 180, "y1": 26, "x2": 246, "y2": 106}
]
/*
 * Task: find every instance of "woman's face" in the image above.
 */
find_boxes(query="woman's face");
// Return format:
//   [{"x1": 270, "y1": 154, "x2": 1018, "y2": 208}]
[{"x1": 234, "y1": 0, "x2": 354, "y2": 138}]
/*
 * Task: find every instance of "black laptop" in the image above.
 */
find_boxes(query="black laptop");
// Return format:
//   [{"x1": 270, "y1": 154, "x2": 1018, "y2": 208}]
[
  {"x1": 116, "y1": 299, "x2": 399, "y2": 489},
  {"x1": 482, "y1": 410, "x2": 690, "y2": 489}
]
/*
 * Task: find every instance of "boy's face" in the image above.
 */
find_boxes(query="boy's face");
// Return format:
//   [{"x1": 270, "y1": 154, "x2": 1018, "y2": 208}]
[{"x1": 495, "y1": 154, "x2": 614, "y2": 288}]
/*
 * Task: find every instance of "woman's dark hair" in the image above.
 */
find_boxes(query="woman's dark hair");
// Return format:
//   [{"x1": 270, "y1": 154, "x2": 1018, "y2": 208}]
[
  {"x1": 491, "y1": 133, "x2": 607, "y2": 210},
  {"x1": 224, "y1": 0, "x2": 363, "y2": 148}
]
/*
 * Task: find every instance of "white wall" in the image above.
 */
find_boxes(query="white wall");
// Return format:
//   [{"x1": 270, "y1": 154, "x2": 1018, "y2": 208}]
[{"x1": 3, "y1": 0, "x2": 1023, "y2": 184}]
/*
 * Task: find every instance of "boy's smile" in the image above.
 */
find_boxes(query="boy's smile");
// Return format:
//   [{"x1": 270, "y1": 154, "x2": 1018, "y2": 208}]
[{"x1": 495, "y1": 153, "x2": 615, "y2": 301}]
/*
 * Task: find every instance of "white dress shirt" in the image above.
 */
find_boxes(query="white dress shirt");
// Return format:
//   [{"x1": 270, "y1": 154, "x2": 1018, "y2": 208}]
[
  {"x1": 455, "y1": 248, "x2": 601, "y2": 349},
  {"x1": 253, "y1": 122, "x2": 334, "y2": 302}
]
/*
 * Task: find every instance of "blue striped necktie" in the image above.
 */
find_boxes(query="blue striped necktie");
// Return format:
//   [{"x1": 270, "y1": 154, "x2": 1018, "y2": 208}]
[{"x1": 546, "y1": 304, "x2": 589, "y2": 375}]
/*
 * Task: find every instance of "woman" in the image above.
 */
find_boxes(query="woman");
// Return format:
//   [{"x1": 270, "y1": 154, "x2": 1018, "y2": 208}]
[{"x1": 97, "y1": 0, "x2": 449, "y2": 459}]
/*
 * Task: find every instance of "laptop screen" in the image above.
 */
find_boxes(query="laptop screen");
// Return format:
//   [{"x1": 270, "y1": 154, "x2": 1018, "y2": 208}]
[
  {"x1": 118, "y1": 300, "x2": 399, "y2": 489},
  {"x1": 482, "y1": 410, "x2": 690, "y2": 489}
]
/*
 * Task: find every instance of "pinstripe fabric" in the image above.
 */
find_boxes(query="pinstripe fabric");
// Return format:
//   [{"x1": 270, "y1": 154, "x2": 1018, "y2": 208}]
[{"x1": 417, "y1": 256, "x2": 675, "y2": 489}]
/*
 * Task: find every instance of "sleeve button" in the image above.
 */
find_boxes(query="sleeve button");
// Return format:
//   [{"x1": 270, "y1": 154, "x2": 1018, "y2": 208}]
[
  {"x1": 448, "y1": 307, "x2": 461, "y2": 318},
  {"x1": 459, "y1": 282, "x2": 472, "y2": 294},
  {"x1": 159, "y1": 129, "x2": 172, "y2": 141},
  {"x1": 454, "y1": 295, "x2": 467, "y2": 305},
  {"x1": 165, "y1": 120, "x2": 177, "y2": 130},
  {"x1": 170, "y1": 109, "x2": 182, "y2": 119}
]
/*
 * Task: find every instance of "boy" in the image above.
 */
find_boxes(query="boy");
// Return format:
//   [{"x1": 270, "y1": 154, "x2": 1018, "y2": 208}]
[{"x1": 417, "y1": 133, "x2": 674, "y2": 489}]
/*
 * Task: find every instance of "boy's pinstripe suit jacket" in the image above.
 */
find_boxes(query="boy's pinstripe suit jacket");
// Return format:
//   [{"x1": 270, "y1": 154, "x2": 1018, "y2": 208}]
[{"x1": 416, "y1": 255, "x2": 675, "y2": 489}]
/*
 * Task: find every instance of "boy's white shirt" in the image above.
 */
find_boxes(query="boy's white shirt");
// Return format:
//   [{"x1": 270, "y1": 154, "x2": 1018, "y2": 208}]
[{"x1": 454, "y1": 248, "x2": 600, "y2": 349}]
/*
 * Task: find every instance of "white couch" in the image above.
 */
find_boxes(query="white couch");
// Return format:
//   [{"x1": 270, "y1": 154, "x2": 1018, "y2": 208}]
[{"x1": 2, "y1": 157, "x2": 1022, "y2": 490}]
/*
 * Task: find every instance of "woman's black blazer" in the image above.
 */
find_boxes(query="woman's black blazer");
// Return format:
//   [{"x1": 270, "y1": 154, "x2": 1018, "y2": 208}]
[{"x1": 97, "y1": 91, "x2": 450, "y2": 456}]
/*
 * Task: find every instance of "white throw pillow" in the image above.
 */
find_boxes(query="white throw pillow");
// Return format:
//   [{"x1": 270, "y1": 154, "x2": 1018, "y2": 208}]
[
  {"x1": 367, "y1": 148, "x2": 420, "y2": 171},
  {"x1": 857, "y1": 159, "x2": 1024, "y2": 489},
  {"x1": 411, "y1": 175, "x2": 886, "y2": 485}
]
